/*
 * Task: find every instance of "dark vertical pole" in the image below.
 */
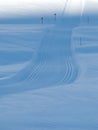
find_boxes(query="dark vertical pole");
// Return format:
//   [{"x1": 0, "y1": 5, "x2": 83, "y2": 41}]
[
  {"x1": 41, "y1": 17, "x2": 44, "y2": 24},
  {"x1": 54, "y1": 13, "x2": 56, "y2": 21}
]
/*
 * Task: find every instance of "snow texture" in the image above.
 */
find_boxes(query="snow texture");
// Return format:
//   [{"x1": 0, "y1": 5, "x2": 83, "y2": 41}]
[{"x1": 0, "y1": 0, "x2": 98, "y2": 130}]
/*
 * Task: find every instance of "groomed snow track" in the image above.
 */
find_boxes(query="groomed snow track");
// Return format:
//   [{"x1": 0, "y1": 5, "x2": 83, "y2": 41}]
[
  {"x1": 26, "y1": 27, "x2": 78, "y2": 86},
  {"x1": 0, "y1": 25, "x2": 79, "y2": 96}
]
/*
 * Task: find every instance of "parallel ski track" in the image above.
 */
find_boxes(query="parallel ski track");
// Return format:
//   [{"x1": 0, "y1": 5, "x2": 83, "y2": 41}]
[{"x1": 0, "y1": 25, "x2": 78, "y2": 96}]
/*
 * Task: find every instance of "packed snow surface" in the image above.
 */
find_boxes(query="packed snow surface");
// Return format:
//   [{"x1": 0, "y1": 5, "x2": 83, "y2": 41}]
[{"x1": 0, "y1": 1, "x2": 98, "y2": 130}]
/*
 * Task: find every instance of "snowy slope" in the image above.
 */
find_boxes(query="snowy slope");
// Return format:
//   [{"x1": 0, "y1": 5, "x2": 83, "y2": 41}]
[{"x1": 0, "y1": 1, "x2": 98, "y2": 130}]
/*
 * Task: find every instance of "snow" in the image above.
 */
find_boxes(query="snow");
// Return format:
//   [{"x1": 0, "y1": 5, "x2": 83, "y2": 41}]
[
  {"x1": 0, "y1": 0, "x2": 98, "y2": 130},
  {"x1": 0, "y1": 0, "x2": 66, "y2": 17}
]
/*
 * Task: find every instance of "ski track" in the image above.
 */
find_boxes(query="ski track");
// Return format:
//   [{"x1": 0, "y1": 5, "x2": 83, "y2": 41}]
[
  {"x1": 0, "y1": 1, "x2": 98, "y2": 129},
  {"x1": 0, "y1": 24, "x2": 79, "y2": 96},
  {"x1": 26, "y1": 27, "x2": 78, "y2": 87}
]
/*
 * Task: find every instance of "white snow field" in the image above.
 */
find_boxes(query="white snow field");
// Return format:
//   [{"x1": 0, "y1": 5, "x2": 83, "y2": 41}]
[{"x1": 0, "y1": 0, "x2": 98, "y2": 130}]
